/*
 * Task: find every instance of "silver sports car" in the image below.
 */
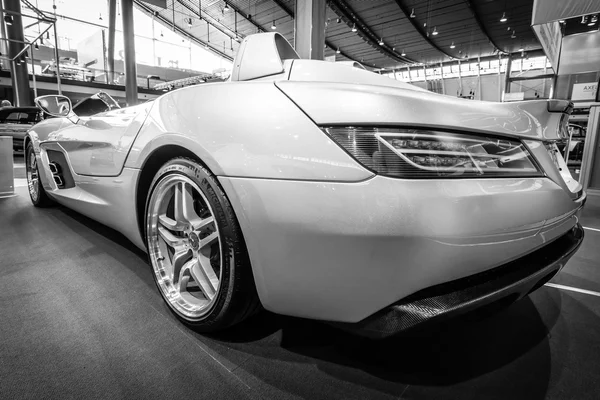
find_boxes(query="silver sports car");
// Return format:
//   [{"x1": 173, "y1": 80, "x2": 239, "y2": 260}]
[{"x1": 25, "y1": 33, "x2": 585, "y2": 338}]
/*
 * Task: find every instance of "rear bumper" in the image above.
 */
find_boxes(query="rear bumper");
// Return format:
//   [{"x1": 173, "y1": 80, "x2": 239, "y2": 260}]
[
  {"x1": 335, "y1": 223, "x2": 584, "y2": 339},
  {"x1": 219, "y1": 175, "x2": 583, "y2": 323}
]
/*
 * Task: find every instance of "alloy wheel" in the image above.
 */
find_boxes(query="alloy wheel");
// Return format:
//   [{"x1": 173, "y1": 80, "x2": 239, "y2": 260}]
[
  {"x1": 26, "y1": 149, "x2": 39, "y2": 201},
  {"x1": 147, "y1": 175, "x2": 222, "y2": 319}
]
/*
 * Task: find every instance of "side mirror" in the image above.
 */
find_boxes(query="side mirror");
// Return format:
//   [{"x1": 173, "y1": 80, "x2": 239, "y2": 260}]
[{"x1": 34, "y1": 95, "x2": 72, "y2": 117}]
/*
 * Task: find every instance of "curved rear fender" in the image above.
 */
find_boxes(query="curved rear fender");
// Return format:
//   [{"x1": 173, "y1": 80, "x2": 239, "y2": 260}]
[{"x1": 124, "y1": 82, "x2": 372, "y2": 182}]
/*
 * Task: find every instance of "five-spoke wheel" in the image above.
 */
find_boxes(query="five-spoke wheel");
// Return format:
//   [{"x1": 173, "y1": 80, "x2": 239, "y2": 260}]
[
  {"x1": 146, "y1": 158, "x2": 259, "y2": 329},
  {"x1": 25, "y1": 142, "x2": 53, "y2": 207},
  {"x1": 147, "y1": 176, "x2": 222, "y2": 319}
]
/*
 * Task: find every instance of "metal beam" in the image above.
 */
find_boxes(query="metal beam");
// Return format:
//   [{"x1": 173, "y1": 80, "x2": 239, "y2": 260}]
[
  {"x1": 464, "y1": 0, "x2": 506, "y2": 55},
  {"x1": 122, "y1": 0, "x2": 138, "y2": 105},
  {"x1": 134, "y1": 1, "x2": 232, "y2": 60},
  {"x1": 3, "y1": 0, "x2": 32, "y2": 105},
  {"x1": 328, "y1": 0, "x2": 415, "y2": 65},
  {"x1": 178, "y1": 0, "x2": 239, "y2": 40},
  {"x1": 509, "y1": 73, "x2": 555, "y2": 82},
  {"x1": 271, "y1": 0, "x2": 377, "y2": 68},
  {"x1": 295, "y1": 0, "x2": 326, "y2": 60},
  {"x1": 392, "y1": 0, "x2": 454, "y2": 60},
  {"x1": 107, "y1": 0, "x2": 117, "y2": 84}
]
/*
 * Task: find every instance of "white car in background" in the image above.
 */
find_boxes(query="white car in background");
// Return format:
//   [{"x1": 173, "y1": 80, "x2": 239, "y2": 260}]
[{"x1": 24, "y1": 33, "x2": 585, "y2": 338}]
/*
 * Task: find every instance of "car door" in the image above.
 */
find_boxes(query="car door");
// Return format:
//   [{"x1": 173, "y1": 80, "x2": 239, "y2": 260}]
[{"x1": 46, "y1": 102, "x2": 152, "y2": 176}]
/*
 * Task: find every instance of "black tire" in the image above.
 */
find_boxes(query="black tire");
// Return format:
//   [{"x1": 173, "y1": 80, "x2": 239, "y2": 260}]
[
  {"x1": 145, "y1": 157, "x2": 260, "y2": 331},
  {"x1": 26, "y1": 142, "x2": 54, "y2": 207}
]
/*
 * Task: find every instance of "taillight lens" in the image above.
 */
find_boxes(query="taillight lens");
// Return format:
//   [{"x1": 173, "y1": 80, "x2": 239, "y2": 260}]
[{"x1": 323, "y1": 127, "x2": 543, "y2": 178}]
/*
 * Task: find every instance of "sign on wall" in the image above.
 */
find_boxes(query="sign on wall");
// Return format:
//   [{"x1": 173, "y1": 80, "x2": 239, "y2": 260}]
[{"x1": 571, "y1": 82, "x2": 598, "y2": 101}]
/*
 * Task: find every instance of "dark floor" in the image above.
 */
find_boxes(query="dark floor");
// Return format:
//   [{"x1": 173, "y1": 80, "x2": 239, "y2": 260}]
[{"x1": 2, "y1": 155, "x2": 600, "y2": 400}]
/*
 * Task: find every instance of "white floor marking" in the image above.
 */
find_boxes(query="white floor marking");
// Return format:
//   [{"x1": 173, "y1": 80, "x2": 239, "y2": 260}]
[
  {"x1": 545, "y1": 283, "x2": 600, "y2": 298},
  {"x1": 583, "y1": 226, "x2": 600, "y2": 233}
]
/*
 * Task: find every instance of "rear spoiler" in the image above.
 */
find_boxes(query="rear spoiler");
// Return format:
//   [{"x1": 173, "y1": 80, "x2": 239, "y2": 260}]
[{"x1": 547, "y1": 100, "x2": 574, "y2": 114}]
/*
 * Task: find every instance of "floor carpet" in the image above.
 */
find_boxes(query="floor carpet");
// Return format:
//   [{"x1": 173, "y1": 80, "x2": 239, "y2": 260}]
[{"x1": 1, "y1": 157, "x2": 600, "y2": 399}]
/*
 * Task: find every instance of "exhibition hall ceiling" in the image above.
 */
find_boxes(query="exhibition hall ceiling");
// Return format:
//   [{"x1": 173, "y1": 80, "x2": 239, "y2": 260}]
[{"x1": 135, "y1": 0, "x2": 542, "y2": 69}]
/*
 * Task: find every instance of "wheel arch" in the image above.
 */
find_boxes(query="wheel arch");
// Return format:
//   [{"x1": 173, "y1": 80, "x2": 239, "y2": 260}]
[{"x1": 135, "y1": 144, "x2": 201, "y2": 244}]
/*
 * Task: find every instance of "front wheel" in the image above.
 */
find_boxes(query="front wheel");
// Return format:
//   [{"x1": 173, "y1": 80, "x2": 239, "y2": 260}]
[
  {"x1": 25, "y1": 142, "x2": 54, "y2": 207},
  {"x1": 145, "y1": 158, "x2": 260, "y2": 331}
]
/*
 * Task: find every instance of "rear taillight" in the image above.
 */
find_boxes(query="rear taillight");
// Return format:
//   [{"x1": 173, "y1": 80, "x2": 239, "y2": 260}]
[{"x1": 323, "y1": 127, "x2": 543, "y2": 179}]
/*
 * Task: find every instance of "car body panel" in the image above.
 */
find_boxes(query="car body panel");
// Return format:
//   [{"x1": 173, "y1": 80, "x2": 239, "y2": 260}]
[
  {"x1": 276, "y1": 78, "x2": 564, "y2": 141},
  {"x1": 125, "y1": 82, "x2": 372, "y2": 182},
  {"x1": 219, "y1": 175, "x2": 582, "y2": 322},
  {"x1": 29, "y1": 140, "x2": 144, "y2": 249},
  {"x1": 31, "y1": 103, "x2": 151, "y2": 177}
]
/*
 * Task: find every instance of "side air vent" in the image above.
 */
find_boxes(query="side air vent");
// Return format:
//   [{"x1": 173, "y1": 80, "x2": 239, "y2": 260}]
[{"x1": 46, "y1": 150, "x2": 75, "y2": 189}]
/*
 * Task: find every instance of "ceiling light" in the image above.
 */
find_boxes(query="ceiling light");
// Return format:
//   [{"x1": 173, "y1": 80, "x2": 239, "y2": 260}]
[
  {"x1": 511, "y1": 30, "x2": 516, "y2": 39},
  {"x1": 559, "y1": 19, "x2": 565, "y2": 23},
  {"x1": 99, "y1": 13, "x2": 103, "y2": 21},
  {"x1": 450, "y1": 41, "x2": 455, "y2": 49},
  {"x1": 518, "y1": 46, "x2": 524, "y2": 51},
  {"x1": 160, "y1": 30, "x2": 164, "y2": 37},
  {"x1": 336, "y1": 47, "x2": 341, "y2": 54},
  {"x1": 336, "y1": 18, "x2": 341, "y2": 23},
  {"x1": 432, "y1": 26, "x2": 438, "y2": 35},
  {"x1": 378, "y1": 38, "x2": 384, "y2": 46},
  {"x1": 351, "y1": 23, "x2": 357, "y2": 32},
  {"x1": 34, "y1": 43, "x2": 39, "y2": 50},
  {"x1": 271, "y1": 20, "x2": 276, "y2": 30},
  {"x1": 500, "y1": 12, "x2": 507, "y2": 22},
  {"x1": 187, "y1": 18, "x2": 193, "y2": 28},
  {"x1": 16, "y1": 58, "x2": 21, "y2": 65},
  {"x1": 223, "y1": 2, "x2": 230, "y2": 11},
  {"x1": 4, "y1": 15, "x2": 13, "y2": 25},
  {"x1": 410, "y1": 8, "x2": 415, "y2": 18},
  {"x1": 401, "y1": 50, "x2": 406, "y2": 56},
  {"x1": 581, "y1": 16, "x2": 588, "y2": 24},
  {"x1": 507, "y1": 26, "x2": 511, "y2": 31},
  {"x1": 589, "y1": 15, "x2": 598, "y2": 26}
]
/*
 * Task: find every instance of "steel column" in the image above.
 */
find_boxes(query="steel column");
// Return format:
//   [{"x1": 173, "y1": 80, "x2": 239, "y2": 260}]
[
  {"x1": 52, "y1": 22, "x2": 61, "y2": 94},
  {"x1": 107, "y1": 0, "x2": 117, "y2": 84},
  {"x1": 3, "y1": 0, "x2": 32, "y2": 106},
  {"x1": 503, "y1": 55, "x2": 512, "y2": 100},
  {"x1": 121, "y1": 0, "x2": 138, "y2": 105},
  {"x1": 498, "y1": 54, "x2": 502, "y2": 101},
  {"x1": 294, "y1": 0, "x2": 326, "y2": 60}
]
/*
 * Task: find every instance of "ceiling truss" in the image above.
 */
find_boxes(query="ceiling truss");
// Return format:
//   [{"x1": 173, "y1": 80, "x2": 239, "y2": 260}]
[{"x1": 328, "y1": 0, "x2": 416, "y2": 64}]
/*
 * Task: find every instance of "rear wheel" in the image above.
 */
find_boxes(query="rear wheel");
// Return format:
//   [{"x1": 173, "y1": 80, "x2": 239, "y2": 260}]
[
  {"x1": 145, "y1": 158, "x2": 260, "y2": 331},
  {"x1": 26, "y1": 142, "x2": 54, "y2": 207}
]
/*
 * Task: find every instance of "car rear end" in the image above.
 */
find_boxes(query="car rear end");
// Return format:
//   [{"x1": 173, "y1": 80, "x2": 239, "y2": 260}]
[{"x1": 221, "y1": 59, "x2": 585, "y2": 338}]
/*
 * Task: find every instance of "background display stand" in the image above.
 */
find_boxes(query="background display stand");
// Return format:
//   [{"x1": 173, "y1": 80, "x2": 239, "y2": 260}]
[
  {"x1": 0, "y1": 136, "x2": 15, "y2": 198},
  {"x1": 580, "y1": 105, "x2": 600, "y2": 194}
]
